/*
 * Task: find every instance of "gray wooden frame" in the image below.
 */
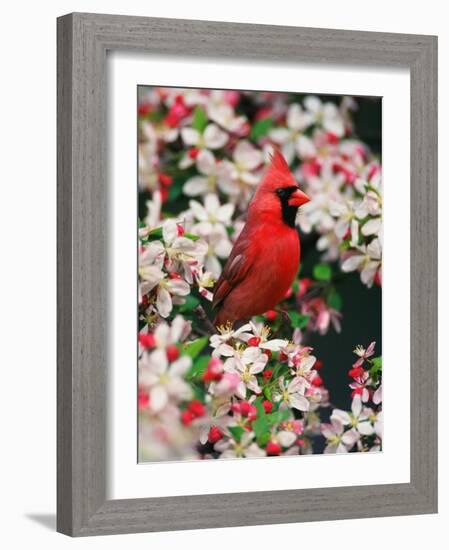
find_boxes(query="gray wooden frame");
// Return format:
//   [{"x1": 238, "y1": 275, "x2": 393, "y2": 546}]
[{"x1": 57, "y1": 12, "x2": 438, "y2": 537}]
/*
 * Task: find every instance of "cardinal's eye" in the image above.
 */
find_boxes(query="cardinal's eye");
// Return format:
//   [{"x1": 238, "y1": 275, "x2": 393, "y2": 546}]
[{"x1": 275, "y1": 186, "x2": 298, "y2": 198}]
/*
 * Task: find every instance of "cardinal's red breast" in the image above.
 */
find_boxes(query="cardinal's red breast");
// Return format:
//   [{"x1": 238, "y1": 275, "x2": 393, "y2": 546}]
[
  {"x1": 212, "y1": 148, "x2": 307, "y2": 327},
  {"x1": 213, "y1": 223, "x2": 299, "y2": 326}
]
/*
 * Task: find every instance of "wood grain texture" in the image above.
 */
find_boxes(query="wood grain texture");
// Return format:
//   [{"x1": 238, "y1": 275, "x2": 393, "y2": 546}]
[{"x1": 57, "y1": 12, "x2": 438, "y2": 536}]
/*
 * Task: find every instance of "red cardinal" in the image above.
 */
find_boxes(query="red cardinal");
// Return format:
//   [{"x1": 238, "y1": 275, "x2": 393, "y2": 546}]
[{"x1": 213, "y1": 150, "x2": 310, "y2": 327}]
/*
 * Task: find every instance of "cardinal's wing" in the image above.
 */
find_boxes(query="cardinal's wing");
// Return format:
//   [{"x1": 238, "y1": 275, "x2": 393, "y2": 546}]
[{"x1": 212, "y1": 234, "x2": 253, "y2": 311}]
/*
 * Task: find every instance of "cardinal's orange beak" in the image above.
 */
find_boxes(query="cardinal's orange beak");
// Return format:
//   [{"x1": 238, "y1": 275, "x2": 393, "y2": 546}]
[{"x1": 288, "y1": 188, "x2": 310, "y2": 207}]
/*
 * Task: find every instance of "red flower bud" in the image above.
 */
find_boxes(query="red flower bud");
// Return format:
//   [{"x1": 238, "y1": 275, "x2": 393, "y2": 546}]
[
  {"x1": 332, "y1": 161, "x2": 343, "y2": 174},
  {"x1": 345, "y1": 170, "x2": 356, "y2": 185},
  {"x1": 248, "y1": 336, "x2": 261, "y2": 347},
  {"x1": 139, "y1": 333, "x2": 156, "y2": 349},
  {"x1": 326, "y1": 131, "x2": 339, "y2": 145},
  {"x1": 166, "y1": 345, "x2": 180, "y2": 362},
  {"x1": 264, "y1": 310, "x2": 278, "y2": 321},
  {"x1": 255, "y1": 107, "x2": 272, "y2": 120},
  {"x1": 158, "y1": 172, "x2": 173, "y2": 187},
  {"x1": 181, "y1": 410, "x2": 195, "y2": 425},
  {"x1": 351, "y1": 387, "x2": 364, "y2": 398},
  {"x1": 348, "y1": 366, "x2": 365, "y2": 379},
  {"x1": 188, "y1": 400, "x2": 206, "y2": 418},
  {"x1": 314, "y1": 359, "x2": 323, "y2": 370},
  {"x1": 262, "y1": 400, "x2": 273, "y2": 413},
  {"x1": 284, "y1": 286, "x2": 293, "y2": 299},
  {"x1": 266, "y1": 441, "x2": 282, "y2": 456},
  {"x1": 138, "y1": 389, "x2": 149, "y2": 410},
  {"x1": 202, "y1": 358, "x2": 223, "y2": 382},
  {"x1": 160, "y1": 188, "x2": 169, "y2": 203},
  {"x1": 208, "y1": 426, "x2": 223, "y2": 444},
  {"x1": 302, "y1": 158, "x2": 321, "y2": 178},
  {"x1": 374, "y1": 270, "x2": 382, "y2": 287},
  {"x1": 279, "y1": 352, "x2": 289, "y2": 362},
  {"x1": 263, "y1": 369, "x2": 273, "y2": 380},
  {"x1": 368, "y1": 164, "x2": 380, "y2": 181},
  {"x1": 165, "y1": 95, "x2": 190, "y2": 127},
  {"x1": 188, "y1": 147, "x2": 200, "y2": 159},
  {"x1": 311, "y1": 374, "x2": 323, "y2": 387},
  {"x1": 138, "y1": 103, "x2": 152, "y2": 117},
  {"x1": 297, "y1": 278, "x2": 312, "y2": 298},
  {"x1": 239, "y1": 401, "x2": 252, "y2": 417}
]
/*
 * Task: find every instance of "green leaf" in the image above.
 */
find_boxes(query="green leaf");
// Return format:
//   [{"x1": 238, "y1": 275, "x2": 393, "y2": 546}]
[
  {"x1": 339, "y1": 239, "x2": 351, "y2": 251},
  {"x1": 168, "y1": 181, "x2": 183, "y2": 202},
  {"x1": 288, "y1": 311, "x2": 311, "y2": 329},
  {"x1": 187, "y1": 355, "x2": 209, "y2": 380},
  {"x1": 178, "y1": 295, "x2": 200, "y2": 313},
  {"x1": 271, "y1": 362, "x2": 288, "y2": 381},
  {"x1": 267, "y1": 409, "x2": 291, "y2": 426},
  {"x1": 253, "y1": 399, "x2": 270, "y2": 445},
  {"x1": 147, "y1": 226, "x2": 199, "y2": 242},
  {"x1": 190, "y1": 381, "x2": 206, "y2": 401},
  {"x1": 369, "y1": 356, "x2": 382, "y2": 383},
  {"x1": 184, "y1": 232, "x2": 200, "y2": 241},
  {"x1": 192, "y1": 106, "x2": 208, "y2": 132},
  {"x1": 228, "y1": 425, "x2": 245, "y2": 442},
  {"x1": 147, "y1": 110, "x2": 165, "y2": 123},
  {"x1": 313, "y1": 263, "x2": 332, "y2": 281},
  {"x1": 250, "y1": 117, "x2": 273, "y2": 140},
  {"x1": 183, "y1": 336, "x2": 209, "y2": 360},
  {"x1": 327, "y1": 289, "x2": 343, "y2": 310},
  {"x1": 263, "y1": 386, "x2": 272, "y2": 401},
  {"x1": 147, "y1": 227, "x2": 163, "y2": 241},
  {"x1": 258, "y1": 432, "x2": 271, "y2": 447}
]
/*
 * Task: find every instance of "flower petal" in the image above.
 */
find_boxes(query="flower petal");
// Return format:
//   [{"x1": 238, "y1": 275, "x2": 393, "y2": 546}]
[
  {"x1": 196, "y1": 149, "x2": 217, "y2": 176},
  {"x1": 278, "y1": 430, "x2": 297, "y2": 447},
  {"x1": 357, "y1": 421, "x2": 375, "y2": 436},
  {"x1": 183, "y1": 176, "x2": 209, "y2": 196},
  {"x1": 166, "y1": 279, "x2": 191, "y2": 296},
  {"x1": 290, "y1": 393, "x2": 310, "y2": 412},
  {"x1": 181, "y1": 127, "x2": 200, "y2": 146},
  {"x1": 156, "y1": 287, "x2": 173, "y2": 318},
  {"x1": 341, "y1": 254, "x2": 364, "y2": 272},
  {"x1": 362, "y1": 217, "x2": 381, "y2": 236},
  {"x1": 233, "y1": 141, "x2": 263, "y2": 170},
  {"x1": 204, "y1": 123, "x2": 228, "y2": 149},
  {"x1": 332, "y1": 409, "x2": 351, "y2": 425},
  {"x1": 149, "y1": 385, "x2": 168, "y2": 413},
  {"x1": 351, "y1": 394, "x2": 362, "y2": 417}
]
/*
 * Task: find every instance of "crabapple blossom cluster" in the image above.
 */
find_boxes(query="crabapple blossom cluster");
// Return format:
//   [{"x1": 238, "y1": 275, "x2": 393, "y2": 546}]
[
  {"x1": 139, "y1": 319, "x2": 330, "y2": 460},
  {"x1": 321, "y1": 342, "x2": 382, "y2": 453},
  {"x1": 139, "y1": 218, "x2": 215, "y2": 318},
  {"x1": 139, "y1": 316, "x2": 382, "y2": 460},
  {"x1": 138, "y1": 87, "x2": 382, "y2": 460},
  {"x1": 295, "y1": 127, "x2": 382, "y2": 288}
]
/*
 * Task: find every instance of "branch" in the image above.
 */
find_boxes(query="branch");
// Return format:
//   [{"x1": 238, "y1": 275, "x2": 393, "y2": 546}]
[{"x1": 194, "y1": 305, "x2": 217, "y2": 335}]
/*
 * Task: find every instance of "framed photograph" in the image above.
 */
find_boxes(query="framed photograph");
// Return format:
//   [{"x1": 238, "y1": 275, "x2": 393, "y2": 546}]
[{"x1": 57, "y1": 12, "x2": 438, "y2": 536}]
